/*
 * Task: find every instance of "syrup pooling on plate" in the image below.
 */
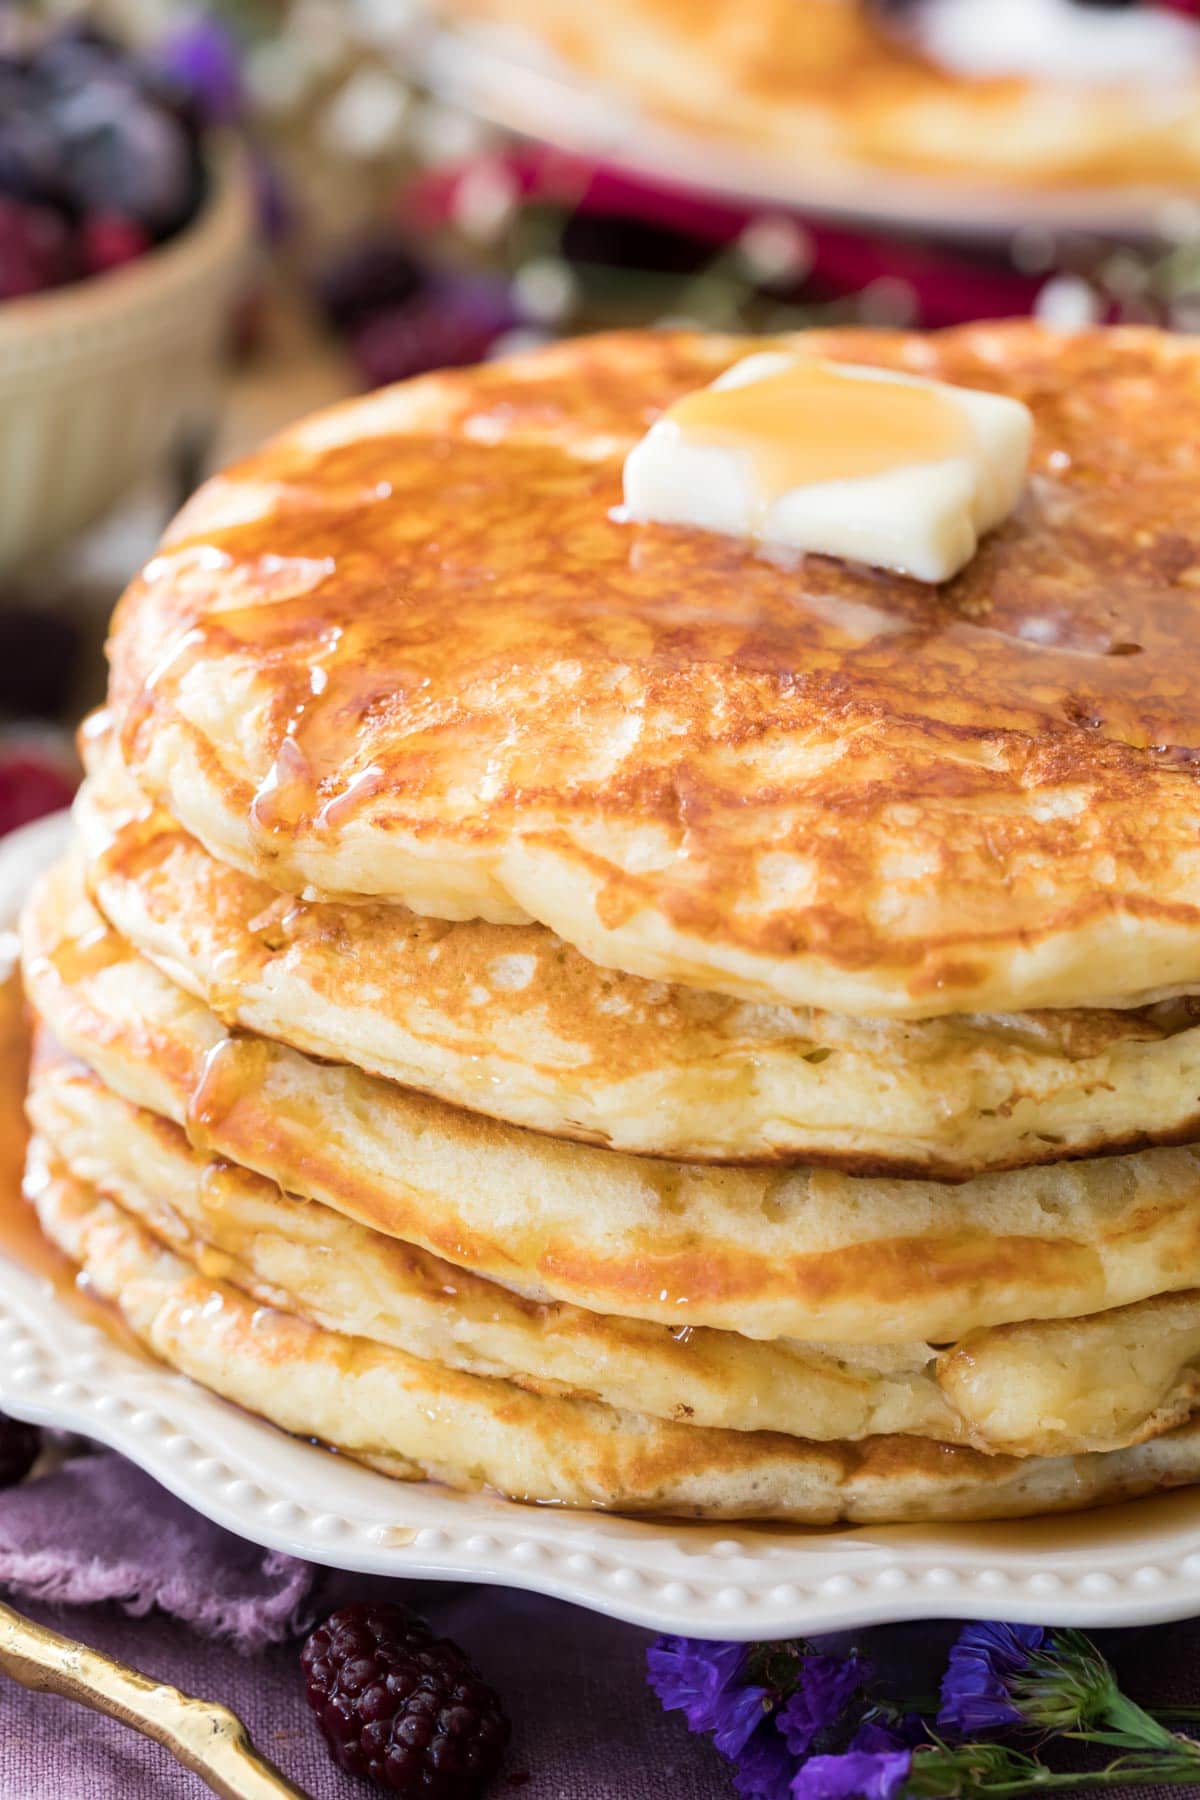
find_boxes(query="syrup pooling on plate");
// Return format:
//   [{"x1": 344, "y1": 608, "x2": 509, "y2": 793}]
[{"x1": 0, "y1": 969, "x2": 146, "y2": 1357}]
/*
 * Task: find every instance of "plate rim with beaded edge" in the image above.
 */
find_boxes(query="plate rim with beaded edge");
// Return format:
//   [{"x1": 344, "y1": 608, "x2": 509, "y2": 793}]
[
  {"x1": 411, "y1": 13, "x2": 1192, "y2": 242},
  {"x1": 5, "y1": 810, "x2": 1200, "y2": 1639}
]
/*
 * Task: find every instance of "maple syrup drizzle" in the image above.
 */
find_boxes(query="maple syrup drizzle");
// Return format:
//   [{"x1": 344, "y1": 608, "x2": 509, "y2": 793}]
[
  {"x1": 111, "y1": 337, "x2": 1200, "y2": 872},
  {"x1": 186, "y1": 1034, "x2": 273, "y2": 1160}
]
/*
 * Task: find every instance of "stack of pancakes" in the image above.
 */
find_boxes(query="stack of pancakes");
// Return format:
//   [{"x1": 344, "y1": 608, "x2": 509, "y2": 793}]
[{"x1": 20, "y1": 322, "x2": 1200, "y2": 1523}]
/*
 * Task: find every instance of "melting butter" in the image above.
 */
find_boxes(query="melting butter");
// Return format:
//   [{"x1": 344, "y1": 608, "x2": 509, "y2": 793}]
[
  {"x1": 672, "y1": 359, "x2": 977, "y2": 502},
  {"x1": 622, "y1": 351, "x2": 1033, "y2": 583}
]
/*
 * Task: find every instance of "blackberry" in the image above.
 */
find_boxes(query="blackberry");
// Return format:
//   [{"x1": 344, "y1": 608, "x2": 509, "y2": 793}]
[
  {"x1": 0, "y1": 1413, "x2": 39, "y2": 1488},
  {"x1": 301, "y1": 1602, "x2": 510, "y2": 1797},
  {"x1": 316, "y1": 234, "x2": 427, "y2": 333},
  {"x1": 349, "y1": 278, "x2": 516, "y2": 388}
]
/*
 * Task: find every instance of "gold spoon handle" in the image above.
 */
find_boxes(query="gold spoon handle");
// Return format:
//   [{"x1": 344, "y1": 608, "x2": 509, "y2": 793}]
[{"x1": 0, "y1": 1597, "x2": 311, "y2": 1800}]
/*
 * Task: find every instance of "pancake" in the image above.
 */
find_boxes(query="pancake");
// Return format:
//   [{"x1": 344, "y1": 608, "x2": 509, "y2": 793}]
[
  {"x1": 30, "y1": 1148, "x2": 1200, "y2": 1522},
  {"x1": 75, "y1": 735, "x2": 1200, "y2": 1177},
  {"x1": 25, "y1": 1039, "x2": 954, "y2": 1446},
  {"x1": 32, "y1": 1035, "x2": 1200, "y2": 1459},
  {"x1": 106, "y1": 324, "x2": 1200, "y2": 1018},
  {"x1": 436, "y1": 0, "x2": 1200, "y2": 192},
  {"x1": 26, "y1": 852, "x2": 1200, "y2": 1348}
]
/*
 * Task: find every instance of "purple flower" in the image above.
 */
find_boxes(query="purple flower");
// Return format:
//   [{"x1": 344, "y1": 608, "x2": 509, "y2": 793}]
[
  {"x1": 938, "y1": 1622, "x2": 1047, "y2": 1736},
  {"x1": 791, "y1": 1748, "x2": 912, "y2": 1800},
  {"x1": 156, "y1": 14, "x2": 243, "y2": 125},
  {"x1": 852, "y1": 1716, "x2": 925, "y2": 1754},
  {"x1": 648, "y1": 1636, "x2": 910, "y2": 1800},
  {"x1": 735, "y1": 1721, "x2": 798, "y2": 1800},
  {"x1": 647, "y1": 1637, "x2": 790, "y2": 1793},
  {"x1": 715, "y1": 1683, "x2": 773, "y2": 1761},
  {"x1": 646, "y1": 1637, "x2": 749, "y2": 1736},
  {"x1": 779, "y1": 1652, "x2": 871, "y2": 1757},
  {"x1": 943, "y1": 1627, "x2": 1119, "y2": 1736}
]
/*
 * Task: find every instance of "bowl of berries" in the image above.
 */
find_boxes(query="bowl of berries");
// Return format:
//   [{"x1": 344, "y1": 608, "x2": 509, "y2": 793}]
[{"x1": 0, "y1": 22, "x2": 254, "y2": 573}]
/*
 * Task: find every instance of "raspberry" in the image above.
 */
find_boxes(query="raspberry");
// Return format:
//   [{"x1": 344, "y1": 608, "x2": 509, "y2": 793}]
[
  {"x1": 301, "y1": 1602, "x2": 510, "y2": 1797},
  {"x1": 0, "y1": 743, "x2": 78, "y2": 837},
  {"x1": 81, "y1": 211, "x2": 151, "y2": 276},
  {"x1": 0, "y1": 195, "x2": 76, "y2": 301},
  {"x1": 0, "y1": 1413, "x2": 40, "y2": 1488}
]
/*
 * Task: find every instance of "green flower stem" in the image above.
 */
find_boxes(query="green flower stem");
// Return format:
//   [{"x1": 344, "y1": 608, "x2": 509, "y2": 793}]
[
  {"x1": 952, "y1": 1765, "x2": 1200, "y2": 1797},
  {"x1": 907, "y1": 1748, "x2": 1200, "y2": 1798},
  {"x1": 1092, "y1": 1682, "x2": 1192, "y2": 1753},
  {"x1": 897, "y1": 1693, "x2": 1200, "y2": 1728}
]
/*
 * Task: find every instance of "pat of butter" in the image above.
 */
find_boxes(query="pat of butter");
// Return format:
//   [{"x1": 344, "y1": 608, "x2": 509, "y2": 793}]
[{"x1": 622, "y1": 352, "x2": 1033, "y2": 583}]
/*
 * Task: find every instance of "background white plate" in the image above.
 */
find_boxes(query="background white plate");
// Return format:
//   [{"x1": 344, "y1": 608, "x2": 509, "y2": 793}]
[
  {"x1": 6, "y1": 809, "x2": 1200, "y2": 1639},
  {"x1": 414, "y1": 17, "x2": 1187, "y2": 241}
]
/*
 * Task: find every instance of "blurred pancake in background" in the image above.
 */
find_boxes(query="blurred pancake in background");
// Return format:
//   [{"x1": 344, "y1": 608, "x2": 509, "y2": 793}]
[{"x1": 433, "y1": 0, "x2": 1200, "y2": 194}]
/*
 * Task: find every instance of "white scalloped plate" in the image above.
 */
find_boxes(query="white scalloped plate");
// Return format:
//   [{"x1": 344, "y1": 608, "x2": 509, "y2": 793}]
[
  {"x1": 413, "y1": 16, "x2": 1187, "y2": 241},
  {"x1": 6, "y1": 810, "x2": 1200, "y2": 1638}
]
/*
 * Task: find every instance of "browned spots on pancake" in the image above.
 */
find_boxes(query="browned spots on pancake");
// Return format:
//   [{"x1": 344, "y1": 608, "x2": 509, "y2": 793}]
[
  {"x1": 535, "y1": 1229, "x2": 1104, "y2": 1327},
  {"x1": 27, "y1": 854, "x2": 1200, "y2": 1347},
  {"x1": 107, "y1": 325, "x2": 1200, "y2": 1010},
  {"x1": 71, "y1": 740, "x2": 1200, "y2": 1175}
]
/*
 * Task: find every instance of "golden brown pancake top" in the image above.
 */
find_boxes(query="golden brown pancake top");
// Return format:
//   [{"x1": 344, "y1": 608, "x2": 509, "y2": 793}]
[{"x1": 107, "y1": 325, "x2": 1200, "y2": 1015}]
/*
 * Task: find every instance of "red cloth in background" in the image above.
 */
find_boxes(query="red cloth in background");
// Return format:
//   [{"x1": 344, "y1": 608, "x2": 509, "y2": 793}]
[{"x1": 401, "y1": 145, "x2": 1047, "y2": 328}]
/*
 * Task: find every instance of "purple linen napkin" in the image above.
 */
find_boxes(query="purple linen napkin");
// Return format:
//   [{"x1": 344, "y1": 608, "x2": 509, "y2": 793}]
[
  {"x1": 0, "y1": 1449, "x2": 1196, "y2": 1799},
  {"x1": 0, "y1": 1449, "x2": 723, "y2": 1797},
  {"x1": 0, "y1": 1452, "x2": 313, "y2": 1654}
]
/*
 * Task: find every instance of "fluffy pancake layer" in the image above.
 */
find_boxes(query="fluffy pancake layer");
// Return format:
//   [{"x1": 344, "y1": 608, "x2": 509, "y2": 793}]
[
  {"x1": 25, "y1": 1042, "x2": 953, "y2": 1446},
  {"x1": 437, "y1": 0, "x2": 1200, "y2": 190},
  {"x1": 31, "y1": 1033, "x2": 1200, "y2": 1460},
  {"x1": 32, "y1": 1148, "x2": 1200, "y2": 1522},
  {"x1": 107, "y1": 326, "x2": 1200, "y2": 1018},
  {"x1": 76, "y1": 740, "x2": 1200, "y2": 1177},
  {"x1": 26, "y1": 854, "x2": 1200, "y2": 1348}
]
